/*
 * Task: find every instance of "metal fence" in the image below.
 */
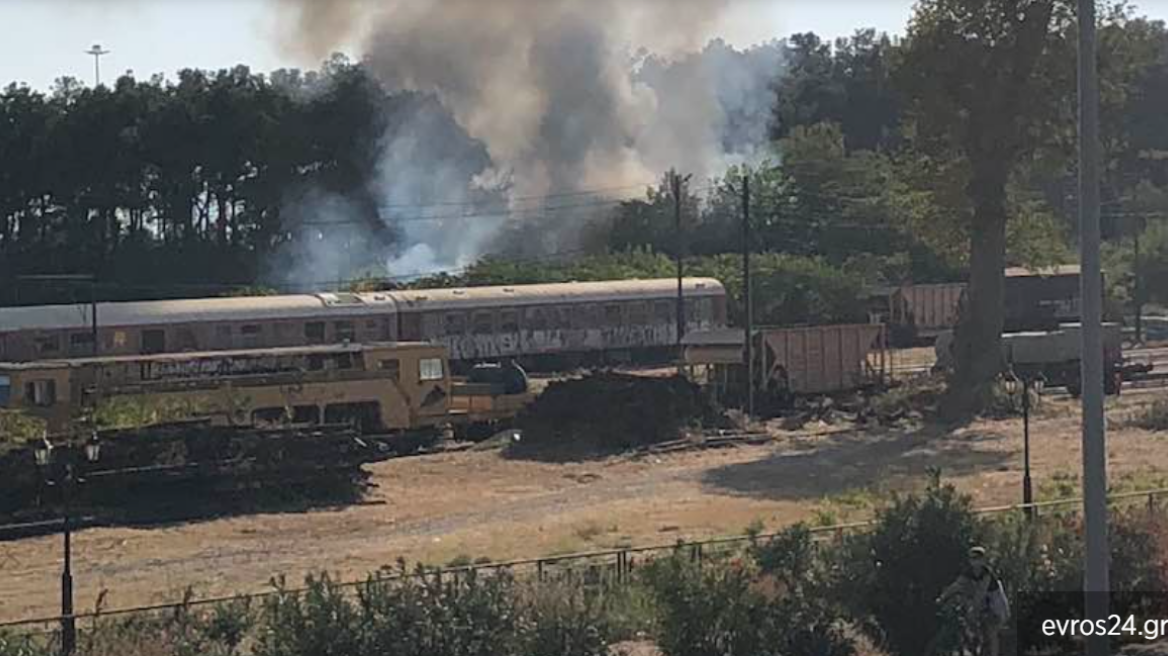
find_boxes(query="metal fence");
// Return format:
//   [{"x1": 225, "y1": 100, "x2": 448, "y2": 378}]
[{"x1": 3, "y1": 486, "x2": 1168, "y2": 636}]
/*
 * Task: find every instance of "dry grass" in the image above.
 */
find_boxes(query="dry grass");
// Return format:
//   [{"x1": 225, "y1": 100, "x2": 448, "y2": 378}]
[{"x1": 3, "y1": 390, "x2": 1168, "y2": 621}]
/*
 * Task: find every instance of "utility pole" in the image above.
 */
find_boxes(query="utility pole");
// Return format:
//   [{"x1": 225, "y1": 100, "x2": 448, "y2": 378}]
[
  {"x1": 742, "y1": 174, "x2": 754, "y2": 419},
  {"x1": 1134, "y1": 217, "x2": 1144, "y2": 344},
  {"x1": 85, "y1": 44, "x2": 110, "y2": 87},
  {"x1": 673, "y1": 171, "x2": 686, "y2": 369},
  {"x1": 1078, "y1": 0, "x2": 1110, "y2": 653}
]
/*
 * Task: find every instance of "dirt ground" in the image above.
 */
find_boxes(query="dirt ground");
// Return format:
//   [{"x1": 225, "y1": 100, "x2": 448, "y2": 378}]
[{"x1": 3, "y1": 389, "x2": 1168, "y2": 623}]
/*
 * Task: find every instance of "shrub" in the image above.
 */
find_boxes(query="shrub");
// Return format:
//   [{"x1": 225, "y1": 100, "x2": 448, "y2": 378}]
[
  {"x1": 356, "y1": 565, "x2": 522, "y2": 656},
  {"x1": 645, "y1": 554, "x2": 775, "y2": 656},
  {"x1": 837, "y1": 475, "x2": 982, "y2": 656},
  {"x1": 752, "y1": 525, "x2": 857, "y2": 656},
  {"x1": 521, "y1": 583, "x2": 613, "y2": 656},
  {"x1": 0, "y1": 633, "x2": 47, "y2": 656}
]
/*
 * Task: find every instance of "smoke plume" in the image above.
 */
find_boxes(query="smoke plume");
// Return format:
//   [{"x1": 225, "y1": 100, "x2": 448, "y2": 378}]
[{"x1": 274, "y1": 0, "x2": 782, "y2": 277}]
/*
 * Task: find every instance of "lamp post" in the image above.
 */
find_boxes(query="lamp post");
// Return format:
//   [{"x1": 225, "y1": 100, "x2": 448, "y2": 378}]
[
  {"x1": 1006, "y1": 372, "x2": 1040, "y2": 519},
  {"x1": 34, "y1": 432, "x2": 101, "y2": 656}
]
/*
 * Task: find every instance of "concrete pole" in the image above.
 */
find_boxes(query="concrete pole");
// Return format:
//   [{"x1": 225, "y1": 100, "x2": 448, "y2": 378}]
[{"x1": 1078, "y1": 0, "x2": 1111, "y2": 653}]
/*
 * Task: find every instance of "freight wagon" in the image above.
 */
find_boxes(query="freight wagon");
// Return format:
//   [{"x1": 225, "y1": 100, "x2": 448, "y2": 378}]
[
  {"x1": 0, "y1": 278, "x2": 727, "y2": 368},
  {"x1": 871, "y1": 265, "x2": 1088, "y2": 345},
  {"x1": 682, "y1": 324, "x2": 887, "y2": 407}
]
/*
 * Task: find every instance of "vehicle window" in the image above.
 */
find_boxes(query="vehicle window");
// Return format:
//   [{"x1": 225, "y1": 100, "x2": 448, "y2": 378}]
[
  {"x1": 629, "y1": 302, "x2": 649, "y2": 325},
  {"x1": 305, "y1": 322, "x2": 326, "y2": 344},
  {"x1": 308, "y1": 354, "x2": 325, "y2": 371},
  {"x1": 654, "y1": 300, "x2": 673, "y2": 323},
  {"x1": 26, "y1": 379, "x2": 56, "y2": 407},
  {"x1": 419, "y1": 357, "x2": 444, "y2": 381},
  {"x1": 176, "y1": 328, "x2": 199, "y2": 351},
  {"x1": 292, "y1": 405, "x2": 320, "y2": 424},
  {"x1": 142, "y1": 329, "x2": 166, "y2": 354},
  {"x1": 526, "y1": 307, "x2": 547, "y2": 331},
  {"x1": 335, "y1": 321, "x2": 355, "y2": 342},
  {"x1": 216, "y1": 325, "x2": 233, "y2": 347},
  {"x1": 335, "y1": 353, "x2": 354, "y2": 370},
  {"x1": 604, "y1": 304, "x2": 623, "y2": 326},
  {"x1": 445, "y1": 313, "x2": 466, "y2": 335},
  {"x1": 112, "y1": 331, "x2": 128, "y2": 348},
  {"x1": 0, "y1": 375, "x2": 10, "y2": 407},
  {"x1": 500, "y1": 310, "x2": 520, "y2": 332},
  {"x1": 35, "y1": 335, "x2": 60, "y2": 355},
  {"x1": 472, "y1": 312, "x2": 494, "y2": 335},
  {"x1": 379, "y1": 358, "x2": 401, "y2": 381},
  {"x1": 70, "y1": 332, "x2": 95, "y2": 354},
  {"x1": 240, "y1": 324, "x2": 262, "y2": 347}
]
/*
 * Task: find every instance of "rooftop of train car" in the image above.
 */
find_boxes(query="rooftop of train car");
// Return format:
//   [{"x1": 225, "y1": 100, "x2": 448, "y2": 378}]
[
  {"x1": 0, "y1": 292, "x2": 397, "y2": 332},
  {"x1": 0, "y1": 341, "x2": 439, "y2": 370},
  {"x1": 385, "y1": 277, "x2": 725, "y2": 311},
  {"x1": 0, "y1": 278, "x2": 726, "y2": 332}
]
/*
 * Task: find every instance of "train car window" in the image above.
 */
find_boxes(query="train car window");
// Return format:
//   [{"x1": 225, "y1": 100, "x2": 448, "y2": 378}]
[
  {"x1": 603, "y1": 304, "x2": 623, "y2": 327},
  {"x1": 112, "y1": 331, "x2": 128, "y2": 348},
  {"x1": 629, "y1": 302, "x2": 649, "y2": 325},
  {"x1": 379, "y1": 359, "x2": 401, "y2": 381},
  {"x1": 556, "y1": 306, "x2": 572, "y2": 329},
  {"x1": 500, "y1": 310, "x2": 520, "y2": 333},
  {"x1": 252, "y1": 407, "x2": 287, "y2": 426},
  {"x1": 573, "y1": 304, "x2": 598, "y2": 328},
  {"x1": 400, "y1": 313, "x2": 423, "y2": 340},
  {"x1": 419, "y1": 357, "x2": 444, "y2": 381},
  {"x1": 654, "y1": 300, "x2": 673, "y2": 323},
  {"x1": 292, "y1": 405, "x2": 320, "y2": 424},
  {"x1": 0, "y1": 375, "x2": 10, "y2": 407},
  {"x1": 335, "y1": 353, "x2": 354, "y2": 370},
  {"x1": 335, "y1": 321, "x2": 355, "y2": 342},
  {"x1": 216, "y1": 325, "x2": 233, "y2": 348},
  {"x1": 35, "y1": 335, "x2": 60, "y2": 356},
  {"x1": 305, "y1": 322, "x2": 326, "y2": 344},
  {"x1": 69, "y1": 332, "x2": 95, "y2": 355},
  {"x1": 526, "y1": 307, "x2": 547, "y2": 331},
  {"x1": 26, "y1": 379, "x2": 56, "y2": 407},
  {"x1": 176, "y1": 329, "x2": 199, "y2": 351},
  {"x1": 142, "y1": 329, "x2": 166, "y2": 354},
  {"x1": 472, "y1": 312, "x2": 495, "y2": 335},
  {"x1": 308, "y1": 354, "x2": 325, "y2": 371},
  {"x1": 444, "y1": 313, "x2": 466, "y2": 335}
]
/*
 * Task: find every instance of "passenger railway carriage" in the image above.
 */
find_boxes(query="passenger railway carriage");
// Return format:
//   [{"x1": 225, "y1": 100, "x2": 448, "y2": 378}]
[{"x1": 0, "y1": 278, "x2": 727, "y2": 366}]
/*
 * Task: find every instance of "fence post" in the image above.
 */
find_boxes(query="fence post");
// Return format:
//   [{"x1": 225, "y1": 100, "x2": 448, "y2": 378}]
[
  {"x1": 537, "y1": 559, "x2": 545, "y2": 582},
  {"x1": 1149, "y1": 492, "x2": 1156, "y2": 520}
]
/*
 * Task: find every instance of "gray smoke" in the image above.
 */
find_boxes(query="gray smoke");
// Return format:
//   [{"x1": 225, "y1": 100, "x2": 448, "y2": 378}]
[{"x1": 274, "y1": 0, "x2": 782, "y2": 276}]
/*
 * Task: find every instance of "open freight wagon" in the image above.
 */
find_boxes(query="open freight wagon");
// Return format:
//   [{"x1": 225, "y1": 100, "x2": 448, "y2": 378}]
[{"x1": 683, "y1": 324, "x2": 888, "y2": 411}]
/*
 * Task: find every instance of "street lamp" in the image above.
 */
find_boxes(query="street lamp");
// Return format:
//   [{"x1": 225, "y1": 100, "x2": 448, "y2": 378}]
[
  {"x1": 1005, "y1": 371, "x2": 1042, "y2": 519},
  {"x1": 33, "y1": 432, "x2": 101, "y2": 656}
]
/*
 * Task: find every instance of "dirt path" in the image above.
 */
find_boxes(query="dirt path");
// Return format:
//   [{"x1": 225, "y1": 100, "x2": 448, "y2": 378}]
[{"x1": 2, "y1": 391, "x2": 1167, "y2": 622}]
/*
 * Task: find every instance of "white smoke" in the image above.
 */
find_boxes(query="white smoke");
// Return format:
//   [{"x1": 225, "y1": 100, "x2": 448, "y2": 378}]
[{"x1": 274, "y1": 0, "x2": 784, "y2": 278}]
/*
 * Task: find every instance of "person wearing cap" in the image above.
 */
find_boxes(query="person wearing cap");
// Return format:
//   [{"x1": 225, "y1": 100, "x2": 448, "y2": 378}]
[{"x1": 935, "y1": 546, "x2": 1005, "y2": 656}]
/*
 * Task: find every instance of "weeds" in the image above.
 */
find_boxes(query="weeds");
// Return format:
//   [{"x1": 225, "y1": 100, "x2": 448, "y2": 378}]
[{"x1": 1129, "y1": 399, "x2": 1168, "y2": 431}]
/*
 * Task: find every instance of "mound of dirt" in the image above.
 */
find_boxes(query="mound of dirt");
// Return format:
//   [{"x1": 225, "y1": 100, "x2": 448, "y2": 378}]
[{"x1": 512, "y1": 372, "x2": 723, "y2": 456}]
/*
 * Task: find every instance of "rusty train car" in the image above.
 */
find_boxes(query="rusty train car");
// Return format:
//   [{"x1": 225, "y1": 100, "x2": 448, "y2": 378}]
[
  {"x1": 0, "y1": 278, "x2": 727, "y2": 367},
  {"x1": 870, "y1": 265, "x2": 1087, "y2": 345}
]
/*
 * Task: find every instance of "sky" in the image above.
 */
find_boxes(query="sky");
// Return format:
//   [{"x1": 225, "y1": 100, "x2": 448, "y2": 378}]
[
  {"x1": 2, "y1": 0, "x2": 1168, "y2": 90},
  {"x1": 0, "y1": 0, "x2": 915, "y2": 90}
]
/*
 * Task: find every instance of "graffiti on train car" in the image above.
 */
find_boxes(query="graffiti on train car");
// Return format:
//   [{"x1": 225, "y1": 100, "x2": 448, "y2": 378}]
[
  {"x1": 439, "y1": 323, "x2": 709, "y2": 360},
  {"x1": 141, "y1": 354, "x2": 302, "y2": 382}
]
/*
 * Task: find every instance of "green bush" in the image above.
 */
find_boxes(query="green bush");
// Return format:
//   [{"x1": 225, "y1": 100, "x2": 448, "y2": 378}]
[
  {"x1": 837, "y1": 475, "x2": 982, "y2": 656},
  {"x1": 521, "y1": 584, "x2": 613, "y2": 656},
  {"x1": 0, "y1": 633, "x2": 47, "y2": 656},
  {"x1": 645, "y1": 554, "x2": 775, "y2": 656}
]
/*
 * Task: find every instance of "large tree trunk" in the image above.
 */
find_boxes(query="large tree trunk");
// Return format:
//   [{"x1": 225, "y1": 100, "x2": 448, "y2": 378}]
[{"x1": 943, "y1": 165, "x2": 1009, "y2": 418}]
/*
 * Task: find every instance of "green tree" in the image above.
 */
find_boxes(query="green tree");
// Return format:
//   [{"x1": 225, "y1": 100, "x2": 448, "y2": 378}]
[{"x1": 896, "y1": 0, "x2": 1065, "y2": 414}]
